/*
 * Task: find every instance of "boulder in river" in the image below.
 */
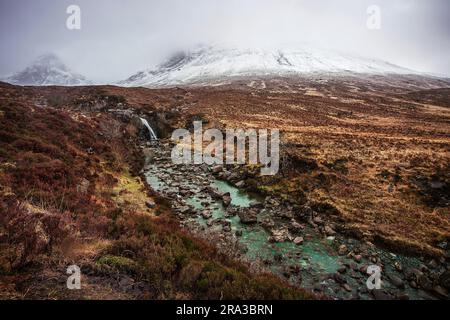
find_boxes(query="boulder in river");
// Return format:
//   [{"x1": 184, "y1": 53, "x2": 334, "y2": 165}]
[
  {"x1": 238, "y1": 210, "x2": 258, "y2": 224},
  {"x1": 222, "y1": 193, "x2": 232, "y2": 207},
  {"x1": 235, "y1": 180, "x2": 245, "y2": 188},
  {"x1": 293, "y1": 237, "x2": 304, "y2": 245},
  {"x1": 269, "y1": 228, "x2": 291, "y2": 243},
  {"x1": 338, "y1": 244, "x2": 348, "y2": 256},
  {"x1": 207, "y1": 186, "x2": 223, "y2": 199},
  {"x1": 201, "y1": 210, "x2": 212, "y2": 219}
]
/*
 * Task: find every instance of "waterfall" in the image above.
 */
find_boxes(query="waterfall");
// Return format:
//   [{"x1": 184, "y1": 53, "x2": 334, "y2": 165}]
[{"x1": 140, "y1": 117, "x2": 158, "y2": 140}]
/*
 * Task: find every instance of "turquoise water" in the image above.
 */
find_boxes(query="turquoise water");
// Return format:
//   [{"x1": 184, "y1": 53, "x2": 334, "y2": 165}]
[
  {"x1": 145, "y1": 163, "x2": 436, "y2": 299},
  {"x1": 186, "y1": 179, "x2": 341, "y2": 276}
]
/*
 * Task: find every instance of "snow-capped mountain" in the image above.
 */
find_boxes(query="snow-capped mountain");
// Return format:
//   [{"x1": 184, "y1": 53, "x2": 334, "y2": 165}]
[
  {"x1": 4, "y1": 54, "x2": 91, "y2": 86},
  {"x1": 119, "y1": 45, "x2": 419, "y2": 87}
]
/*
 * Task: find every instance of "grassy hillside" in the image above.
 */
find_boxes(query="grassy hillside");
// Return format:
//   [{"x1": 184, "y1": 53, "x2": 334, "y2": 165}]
[{"x1": 0, "y1": 83, "x2": 313, "y2": 300}]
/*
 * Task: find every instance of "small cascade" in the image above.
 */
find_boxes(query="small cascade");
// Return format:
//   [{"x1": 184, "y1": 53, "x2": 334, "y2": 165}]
[{"x1": 140, "y1": 117, "x2": 158, "y2": 140}]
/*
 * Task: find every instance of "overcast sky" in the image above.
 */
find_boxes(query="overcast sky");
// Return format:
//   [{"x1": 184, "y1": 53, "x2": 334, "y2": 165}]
[{"x1": 1, "y1": 0, "x2": 449, "y2": 82}]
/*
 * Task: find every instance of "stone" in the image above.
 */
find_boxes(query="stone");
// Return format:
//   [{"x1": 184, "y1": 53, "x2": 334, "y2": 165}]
[
  {"x1": 313, "y1": 216, "x2": 323, "y2": 225},
  {"x1": 338, "y1": 266, "x2": 347, "y2": 274},
  {"x1": 353, "y1": 254, "x2": 362, "y2": 263},
  {"x1": 238, "y1": 210, "x2": 258, "y2": 224},
  {"x1": 269, "y1": 228, "x2": 291, "y2": 243},
  {"x1": 212, "y1": 165, "x2": 223, "y2": 173},
  {"x1": 235, "y1": 180, "x2": 245, "y2": 188},
  {"x1": 418, "y1": 274, "x2": 433, "y2": 291},
  {"x1": 338, "y1": 244, "x2": 348, "y2": 256},
  {"x1": 389, "y1": 275, "x2": 405, "y2": 289},
  {"x1": 290, "y1": 221, "x2": 304, "y2": 231},
  {"x1": 333, "y1": 273, "x2": 347, "y2": 284},
  {"x1": 396, "y1": 293, "x2": 410, "y2": 300},
  {"x1": 372, "y1": 289, "x2": 392, "y2": 300},
  {"x1": 222, "y1": 193, "x2": 232, "y2": 207},
  {"x1": 178, "y1": 206, "x2": 191, "y2": 214},
  {"x1": 145, "y1": 199, "x2": 156, "y2": 208},
  {"x1": 293, "y1": 237, "x2": 304, "y2": 245},
  {"x1": 324, "y1": 225, "x2": 336, "y2": 236},
  {"x1": 342, "y1": 284, "x2": 352, "y2": 292},
  {"x1": 207, "y1": 186, "x2": 223, "y2": 199},
  {"x1": 432, "y1": 286, "x2": 448, "y2": 299},
  {"x1": 201, "y1": 210, "x2": 212, "y2": 219},
  {"x1": 439, "y1": 270, "x2": 450, "y2": 290}
]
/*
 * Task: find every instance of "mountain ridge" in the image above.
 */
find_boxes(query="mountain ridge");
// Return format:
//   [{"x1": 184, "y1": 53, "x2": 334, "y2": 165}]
[
  {"x1": 4, "y1": 53, "x2": 91, "y2": 86},
  {"x1": 119, "y1": 45, "x2": 423, "y2": 88}
]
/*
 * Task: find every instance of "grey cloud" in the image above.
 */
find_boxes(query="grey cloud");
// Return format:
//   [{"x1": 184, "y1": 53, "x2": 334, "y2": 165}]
[{"x1": 1, "y1": 0, "x2": 449, "y2": 82}]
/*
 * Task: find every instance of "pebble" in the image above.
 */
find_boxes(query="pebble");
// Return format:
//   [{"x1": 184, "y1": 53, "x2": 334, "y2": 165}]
[{"x1": 338, "y1": 244, "x2": 348, "y2": 256}]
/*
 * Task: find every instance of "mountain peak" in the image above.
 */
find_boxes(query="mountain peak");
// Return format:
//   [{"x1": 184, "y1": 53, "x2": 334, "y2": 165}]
[
  {"x1": 119, "y1": 44, "x2": 419, "y2": 88},
  {"x1": 5, "y1": 53, "x2": 91, "y2": 86}
]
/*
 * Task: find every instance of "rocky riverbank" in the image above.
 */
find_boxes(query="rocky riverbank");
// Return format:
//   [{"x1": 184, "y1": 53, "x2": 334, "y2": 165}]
[{"x1": 143, "y1": 139, "x2": 450, "y2": 300}]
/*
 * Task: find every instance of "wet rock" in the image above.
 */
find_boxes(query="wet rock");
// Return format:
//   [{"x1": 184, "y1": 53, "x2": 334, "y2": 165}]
[
  {"x1": 212, "y1": 165, "x2": 223, "y2": 173},
  {"x1": 235, "y1": 180, "x2": 245, "y2": 188},
  {"x1": 405, "y1": 268, "x2": 423, "y2": 282},
  {"x1": 145, "y1": 199, "x2": 156, "y2": 208},
  {"x1": 222, "y1": 193, "x2": 232, "y2": 207},
  {"x1": 333, "y1": 273, "x2": 347, "y2": 284},
  {"x1": 359, "y1": 265, "x2": 368, "y2": 274},
  {"x1": 337, "y1": 266, "x2": 347, "y2": 274},
  {"x1": 201, "y1": 210, "x2": 212, "y2": 219},
  {"x1": 372, "y1": 289, "x2": 392, "y2": 300},
  {"x1": 396, "y1": 293, "x2": 410, "y2": 300},
  {"x1": 278, "y1": 211, "x2": 294, "y2": 220},
  {"x1": 439, "y1": 270, "x2": 450, "y2": 290},
  {"x1": 178, "y1": 206, "x2": 191, "y2": 214},
  {"x1": 338, "y1": 244, "x2": 348, "y2": 256},
  {"x1": 342, "y1": 284, "x2": 352, "y2": 292},
  {"x1": 389, "y1": 275, "x2": 405, "y2": 289},
  {"x1": 238, "y1": 210, "x2": 258, "y2": 224},
  {"x1": 427, "y1": 259, "x2": 438, "y2": 269},
  {"x1": 432, "y1": 286, "x2": 449, "y2": 299},
  {"x1": 418, "y1": 274, "x2": 433, "y2": 291},
  {"x1": 290, "y1": 221, "x2": 304, "y2": 232},
  {"x1": 207, "y1": 186, "x2": 223, "y2": 199},
  {"x1": 268, "y1": 228, "x2": 291, "y2": 243},
  {"x1": 324, "y1": 225, "x2": 336, "y2": 236},
  {"x1": 313, "y1": 216, "x2": 323, "y2": 225}
]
